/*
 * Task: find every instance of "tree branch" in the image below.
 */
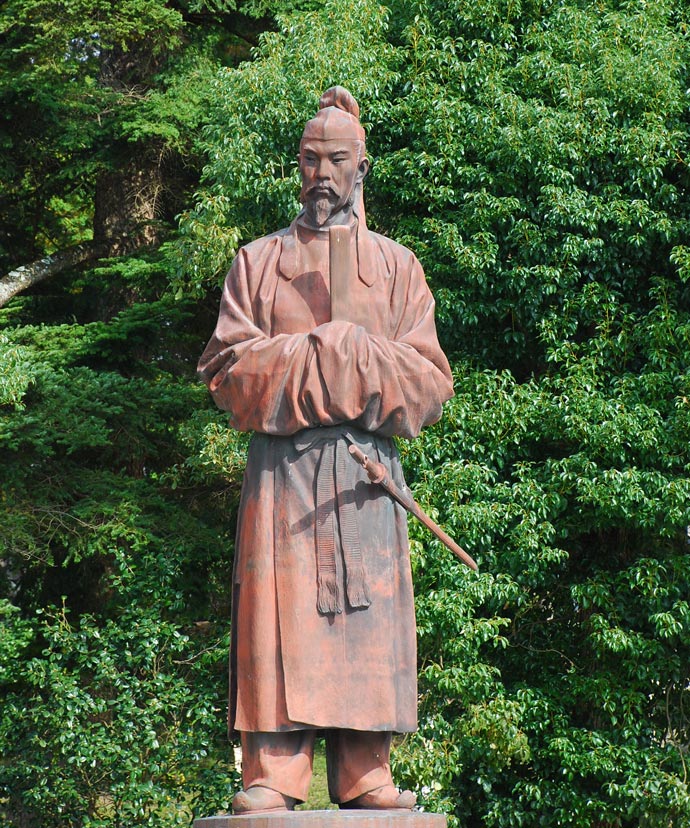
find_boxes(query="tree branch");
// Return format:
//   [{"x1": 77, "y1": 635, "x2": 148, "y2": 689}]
[{"x1": 0, "y1": 242, "x2": 107, "y2": 308}]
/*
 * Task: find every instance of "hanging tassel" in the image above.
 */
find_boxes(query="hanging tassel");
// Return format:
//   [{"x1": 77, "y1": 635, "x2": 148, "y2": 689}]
[
  {"x1": 345, "y1": 564, "x2": 371, "y2": 609},
  {"x1": 317, "y1": 570, "x2": 341, "y2": 615}
]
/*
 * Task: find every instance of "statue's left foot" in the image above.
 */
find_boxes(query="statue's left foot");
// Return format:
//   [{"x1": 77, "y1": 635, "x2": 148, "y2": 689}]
[{"x1": 341, "y1": 785, "x2": 416, "y2": 810}]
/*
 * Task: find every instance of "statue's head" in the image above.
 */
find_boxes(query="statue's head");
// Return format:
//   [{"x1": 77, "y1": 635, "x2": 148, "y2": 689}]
[{"x1": 298, "y1": 87, "x2": 370, "y2": 228}]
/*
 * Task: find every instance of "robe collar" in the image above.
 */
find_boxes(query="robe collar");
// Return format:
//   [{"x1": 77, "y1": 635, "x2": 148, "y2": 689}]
[{"x1": 278, "y1": 213, "x2": 378, "y2": 287}]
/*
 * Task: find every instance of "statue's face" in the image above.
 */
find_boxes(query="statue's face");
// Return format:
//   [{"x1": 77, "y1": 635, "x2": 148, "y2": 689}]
[{"x1": 298, "y1": 139, "x2": 368, "y2": 227}]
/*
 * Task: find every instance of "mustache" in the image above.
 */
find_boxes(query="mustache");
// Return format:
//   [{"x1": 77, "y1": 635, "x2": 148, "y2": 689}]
[{"x1": 302, "y1": 184, "x2": 337, "y2": 200}]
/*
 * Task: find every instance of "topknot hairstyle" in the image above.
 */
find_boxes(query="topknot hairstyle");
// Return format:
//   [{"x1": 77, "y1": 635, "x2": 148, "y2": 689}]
[
  {"x1": 318, "y1": 86, "x2": 360, "y2": 120},
  {"x1": 301, "y1": 86, "x2": 365, "y2": 143}
]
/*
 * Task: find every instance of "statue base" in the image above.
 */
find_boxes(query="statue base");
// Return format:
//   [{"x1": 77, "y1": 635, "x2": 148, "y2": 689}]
[{"x1": 194, "y1": 811, "x2": 447, "y2": 828}]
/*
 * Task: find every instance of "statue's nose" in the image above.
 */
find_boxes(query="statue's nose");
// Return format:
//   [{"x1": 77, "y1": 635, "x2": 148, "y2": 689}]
[{"x1": 316, "y1": 160, "x2": 333, "y2": 180}]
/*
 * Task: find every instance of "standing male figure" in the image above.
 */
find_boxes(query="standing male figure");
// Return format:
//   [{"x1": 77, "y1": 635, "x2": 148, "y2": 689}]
[{"x1": 198, "y1": 87, "x2": 453, "y2": 814}]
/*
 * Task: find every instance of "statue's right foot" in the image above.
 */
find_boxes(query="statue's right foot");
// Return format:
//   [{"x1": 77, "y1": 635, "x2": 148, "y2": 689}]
[{"x1": 232, "y1": 785, "x2": 296, "y2": 815}]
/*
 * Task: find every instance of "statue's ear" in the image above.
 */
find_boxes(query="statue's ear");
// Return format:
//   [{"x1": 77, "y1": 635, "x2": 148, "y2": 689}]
[{"x1": 357, "y1": 157, "x2": 370, "y2": 183}]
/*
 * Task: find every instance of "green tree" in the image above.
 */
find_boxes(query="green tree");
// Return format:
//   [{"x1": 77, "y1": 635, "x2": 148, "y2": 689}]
[
  {"x1": 0, "y1": 2, "x2": 313, "y2": 825},
  {"x1": 2, "y1": 0, "x2": 690, "y2": 825},
  {"x1": 0, "y1": 281, "x2": 244, "y2": 825},
  {"x1": 0, "y1": 0, "x2": 302, "y2": 304},
  {"x1": 182, "y1": 0, "x2": 690, "y2": 825}
]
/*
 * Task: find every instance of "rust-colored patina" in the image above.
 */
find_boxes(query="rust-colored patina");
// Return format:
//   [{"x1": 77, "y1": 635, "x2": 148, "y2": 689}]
[{"x1": 198, "y1": 87, "x2": 454, "y2": 812}]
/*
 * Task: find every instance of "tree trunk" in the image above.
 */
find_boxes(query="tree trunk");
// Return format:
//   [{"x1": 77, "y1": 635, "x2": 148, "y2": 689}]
[
  {"x1": 93, "y1": 155, "x2": 166, "y2": 256},
  {"x1": 92, "y1": 43, "x2": 170, "y2": 257}
]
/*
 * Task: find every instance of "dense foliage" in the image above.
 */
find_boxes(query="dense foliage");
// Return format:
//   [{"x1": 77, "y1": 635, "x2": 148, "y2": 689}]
[{"x1": 2, "y1": 0, "x2": 689, "y2": 826}]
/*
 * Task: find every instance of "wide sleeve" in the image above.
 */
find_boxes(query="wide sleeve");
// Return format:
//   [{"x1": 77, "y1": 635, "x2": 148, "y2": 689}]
[
  {"x1": 197, "y1": 248, "x2": 321, "y2": 435},
  {"x1": 198, "y1": 244, "x2": 453, "y2": 438},
  {"x1": 308, "y1": 254, "x2": 454, "y2": 438}
]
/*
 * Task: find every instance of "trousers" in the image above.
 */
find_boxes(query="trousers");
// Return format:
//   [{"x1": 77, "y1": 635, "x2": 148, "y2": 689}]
[{"x1": 240, "y1": 730, "x2": 394, "y2": 804}]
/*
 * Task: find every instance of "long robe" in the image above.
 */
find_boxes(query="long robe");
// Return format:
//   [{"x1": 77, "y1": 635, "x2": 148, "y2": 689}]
[{"x1": 198, "y1": 217, "x2": 453, "y2": 734}]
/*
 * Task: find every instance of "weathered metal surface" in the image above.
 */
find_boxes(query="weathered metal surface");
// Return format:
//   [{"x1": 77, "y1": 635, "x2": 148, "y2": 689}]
[
  {"x1": 194, "y1": 812, "x2": 447, "y2": 828},
  {"x1": 329, "y1": 224, "x2": 351, "y2": 321},
  {"x1": 198, "y1": 85, "x2": 455, "y2": 810}
]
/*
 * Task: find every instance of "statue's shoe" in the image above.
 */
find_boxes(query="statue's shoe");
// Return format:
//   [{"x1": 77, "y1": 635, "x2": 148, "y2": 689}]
[
  {"x1": 232, "y1": 786, "x2": 296, "y2": 815},
  {"x1": 341, "y1": 785, "x2": 417, "y2": 810}
]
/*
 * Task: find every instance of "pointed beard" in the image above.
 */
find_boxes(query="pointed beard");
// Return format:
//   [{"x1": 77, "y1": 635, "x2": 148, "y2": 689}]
[{"x1": 307, "y1": 196, "x2": 336, "y2": 227}]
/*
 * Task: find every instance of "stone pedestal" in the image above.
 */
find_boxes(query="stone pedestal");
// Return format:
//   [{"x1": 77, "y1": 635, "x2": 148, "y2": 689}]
[{"x1": 194, "y1": 811, "x2": 446, "y2": 828}]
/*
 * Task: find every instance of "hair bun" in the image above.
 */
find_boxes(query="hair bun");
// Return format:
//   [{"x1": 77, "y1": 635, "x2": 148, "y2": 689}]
[{"x1": 319, "y1": 86, "x2": 360, "y2": 120}]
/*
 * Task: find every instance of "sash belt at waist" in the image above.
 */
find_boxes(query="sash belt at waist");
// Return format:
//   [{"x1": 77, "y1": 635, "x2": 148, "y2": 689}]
[{"x1": 293, "y1": 425, "x2": 375, "y2": 615}]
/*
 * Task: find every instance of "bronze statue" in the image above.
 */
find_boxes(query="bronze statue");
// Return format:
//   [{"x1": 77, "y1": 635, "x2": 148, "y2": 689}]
[{"x1": 198, "y1": 86, "x2": 454, "y2": 815}]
